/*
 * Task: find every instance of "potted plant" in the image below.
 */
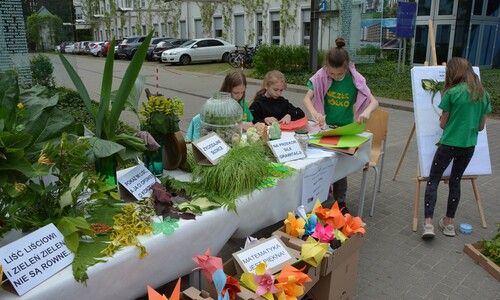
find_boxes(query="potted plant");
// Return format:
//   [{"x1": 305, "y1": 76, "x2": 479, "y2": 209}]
[
  {"x1": 58, "y1": 31, "x2": 154, "y2": 184},
  {"x1": 139, "y1": 94, "x2": 187, "y2": 170}
]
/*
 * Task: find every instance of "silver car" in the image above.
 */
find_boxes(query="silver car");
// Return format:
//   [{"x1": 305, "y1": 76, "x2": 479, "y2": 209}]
[{"x1": 161, "y1": 38, "x2": 236, "y2": 65}]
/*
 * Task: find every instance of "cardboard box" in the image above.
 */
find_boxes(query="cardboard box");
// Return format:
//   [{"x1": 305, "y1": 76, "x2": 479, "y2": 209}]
[
  {"x1": 272, "y1": 227, "x2": 364, "y2": 300},
  {"x1": 199, "y1": 244, "x2": 320, "y2": 300},
  {"x1": 181, "y1": 287, "x2": 214, "y2": 300},
  {"x1": 463, "y1": 242, "x2": 500, "y2": 281}
]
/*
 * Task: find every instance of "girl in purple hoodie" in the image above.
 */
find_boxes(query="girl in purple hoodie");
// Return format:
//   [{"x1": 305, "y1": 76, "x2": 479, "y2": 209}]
[{"x1": 303, "y1": 37, "x2": 379, "y2": 214}]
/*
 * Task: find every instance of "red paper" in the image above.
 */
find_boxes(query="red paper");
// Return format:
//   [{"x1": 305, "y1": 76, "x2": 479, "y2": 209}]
[
  {"x1": 319, "y1": 136, "x2": 341, "y2": 145},
  {"x1": 280, "y1": 117, "x2": 309, "y2": 131}
]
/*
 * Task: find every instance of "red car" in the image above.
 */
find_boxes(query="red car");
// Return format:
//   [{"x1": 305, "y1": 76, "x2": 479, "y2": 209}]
[{"x1": 101, "y1": 39, "x2": 122, "y2": 58}]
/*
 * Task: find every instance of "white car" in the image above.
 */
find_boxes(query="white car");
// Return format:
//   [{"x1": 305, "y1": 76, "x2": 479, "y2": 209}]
[
  {"x1": 90, "y1": 42, "x2": 105, "y2": 57},
  {"x1": 161, "y1": 38, "x2": 236, "y2": 65}
]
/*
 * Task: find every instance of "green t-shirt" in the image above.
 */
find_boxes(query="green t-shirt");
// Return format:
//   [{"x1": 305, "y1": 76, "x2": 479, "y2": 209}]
[
  {"x1": 439, "y1": 83, "x2": 492, "y2": 147},
  {"x1": 239, "y1": 98, "x2": 253, "y2": 122},
  {"x1": 307, "y1": 72, "x2": 357, "y2": 126}
]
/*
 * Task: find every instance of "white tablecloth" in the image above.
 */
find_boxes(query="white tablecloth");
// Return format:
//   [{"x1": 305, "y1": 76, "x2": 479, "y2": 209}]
[{"x1": 0, "y1": 132, "x2": 371, "y2": 300}]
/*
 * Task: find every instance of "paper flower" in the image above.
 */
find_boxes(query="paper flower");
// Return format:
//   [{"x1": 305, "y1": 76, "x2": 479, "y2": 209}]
[
  {"x1": 147, "y1": 277, "x2": 181, "y2": 300},
  {"x1": 303, "y1": 214, "x2": 318, "y2": 237},
  {"x1": 300, "y1": 236, "x2": 329, "y2": 267},
  {"x1": 151, "y1": 217, "x2": 179, "y2": 235},
  {"x1": 253, "y1": 263, "x2": 281, "y2": 298},
  {"x1": 314, "y1": 201, "x2": 345, "y2": 229},
  {"x1": 311, "y1": 222, "x2": 334, "y2": 243},
  {"x1": 212, "y1": 269, "x2": 230, "y2": 300},
  {"x1": 284, "y1": 212, "x2": 306, "y2": 238},
  {"x1": 341, "y1": 213, "x2": 366, "y2": 237},
  {"x1": 274, "y1": 264, "x2": 312, "y2": 299},
  {"x1": 192, "y1": 248, "x2": 223, "y2": 283},
  {"x1": 223, "y1": 275, "x2": 241, "y2": 300}
]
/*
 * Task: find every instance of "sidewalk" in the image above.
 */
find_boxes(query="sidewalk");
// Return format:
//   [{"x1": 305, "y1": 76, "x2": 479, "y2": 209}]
[{"x1": 51, "y1": 55, "x2": 500, "y2": 299}]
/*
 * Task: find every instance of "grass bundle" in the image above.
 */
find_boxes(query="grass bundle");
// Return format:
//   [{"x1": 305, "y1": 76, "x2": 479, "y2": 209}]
[{"x1": 191, "y1": 144, "x2": 270, "y2": 210}]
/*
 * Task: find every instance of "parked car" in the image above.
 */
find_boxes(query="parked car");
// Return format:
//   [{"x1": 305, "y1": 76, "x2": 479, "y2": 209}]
[
  {"x1": 65, "y1": 42, "x2": 76, "y2": 54},
  {"x1": 74, "y1": 41, "x2": 90, "y2": 54},
  {"x1": 101, "y1": 39, "x2": 122, "y2": 58},
  {"x1": 116, "y1": 36, "x2": 147, "y2": 60},
  {"x1": 90, "y1": 42, "x2": 105, "y2": 57},
  {"x1": 161, "y1": 38, "x2": 236, "y2": 65},
  {"x1": 152, "y1": 38, "x2": 189, "y2": 62},
  {"x1": 146, "y1": 37, "x2": 171, "y2": 61},
  {"x1": 60, "y1": 41, "x2": 74, "y2": 53}
]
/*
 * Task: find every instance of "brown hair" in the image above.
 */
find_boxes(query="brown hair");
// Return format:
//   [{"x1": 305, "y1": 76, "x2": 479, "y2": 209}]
[
  {"x1": 444, "y1": 57, "x2": 485, "y2": 102},
  {"x1": 325, "y1": 37, "x2": 350, "y2": 68},
  {"x1": 252, "y1": 70, "x2": 287, "y2": 104},
  {"x1": 220, "y1": 70, "x2": 247, "y2": 100}
]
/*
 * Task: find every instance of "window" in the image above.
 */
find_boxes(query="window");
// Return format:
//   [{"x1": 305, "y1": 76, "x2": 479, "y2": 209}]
[
  {"x1": 208, "y1": 39, "x2": 224, "y2": 46},
  {"x1": 124, "y1": 27, "x2": 128, "y2": 37},
  {"x1": 438, "y1": 0, "x2": 455, "y2": 15},
  {"x1": 142, "y1": 25, "x2": 147, "y2": 35},
  {"x1": 413, "y1": 24, "x2": 428, "y2": 64},
  {"x1": 474, "y1": 0, "x2": 484, "y2": 15},
  {"x1": 271, "y1": 12, "x2": 280, "y2": 45},
  {"x1": 154, "y1": 24, "x2": 159, "y2": 37},
  {"x1": 214, "y1": 17, "x2": 223, "y2": 38},
  {"x1": 161, "y1": 23, "x2": 166, "y2": 37},
  {"x1": 141, "y1": 0, "x2": 145, "y2": 7},
  {"x1": 486, "y1": 0, "x2": 499, "y2": 16},
  {"x1": 302, "y1": 9, "x2": 310, "y2": 46},
  {"x1": 467, "y1": 24, "x2": 480, "y2": 64},
  {"x1": 132, "y1": 26, "x2": 136, "y2": 36},
  {"x1": 417, "y1": 0, "x2": 431, "y2": 16},
  {"x1": 196, "y1": 40, "x2": 209, "y2": 48},
  {"x1": 256, "y1": 13, "x2": 263, "y2": 45},
  {"x1": 479, "y1": 25, "x2": 496, "y2": 65}
]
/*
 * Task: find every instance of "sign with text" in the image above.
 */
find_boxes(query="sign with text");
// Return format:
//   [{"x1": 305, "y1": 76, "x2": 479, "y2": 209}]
[
  {"x1": 396, "y1": 2, "x2": 417, "y2": 37},
  {"x1": 232, "y1": 236, "x2": 295, "y2": 275},
  {"x1": 301, "y1": 157, "x2": 337, "y2": 212},
  {"x1": 118, "y1": 164, "x2": 160, "y2": 200},
  {"x1": 192, "y1": 132, "x2": 230, "y2": 165},
  {"x1": 268, "y1": 136, "x2": 306, "y2": 163},
  {"x1": 0, "y1": 223, "x2": 74, "y2": 296}
]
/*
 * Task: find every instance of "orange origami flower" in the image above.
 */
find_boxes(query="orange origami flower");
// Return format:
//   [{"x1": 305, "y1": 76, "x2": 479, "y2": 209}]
[
  {"x1": 341, "y1": 213, "x2": 366, "y2": 237},
  {"x1": 274, "y1": 264, "x2": 312, "y2": 299},
  {"x1": 314, "y1": 201, "x2": 345, "y2": 229},
  {"x1": 284, "y1": 212, "x2": 306, "y2": 238},
  {"x1": 223, "y1": 275, "x2": 241, "y2": 300}
]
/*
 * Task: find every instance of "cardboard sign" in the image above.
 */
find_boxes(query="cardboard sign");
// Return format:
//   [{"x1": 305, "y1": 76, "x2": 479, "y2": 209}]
[
  {"x1": 268, "y1": 136, "x2": 306, "y2": 163},
  {"x1": 191, "y1": 132, "x2": 230, "y2": 165},
  {"x1": 232, "y1": 236, "x2": 296, "y2": 275},
  {"x1": 301, "y1": 157, "x2": 337, "y2": 212},
  {"x1": 0, "y1": 224, "x2": 74, "y2": 296},
  {"x1": 118, "y1": 164, "x2": 160, "y2": 200}
]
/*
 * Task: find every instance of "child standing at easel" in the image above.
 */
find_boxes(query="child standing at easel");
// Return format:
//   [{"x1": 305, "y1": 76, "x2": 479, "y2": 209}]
[{"x1": 421, "y1": 57, "x2": 491, "y2": 239}]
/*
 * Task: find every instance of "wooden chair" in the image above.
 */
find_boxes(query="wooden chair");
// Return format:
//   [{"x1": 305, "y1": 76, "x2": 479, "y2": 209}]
[{"x1": 358, "y1": 109, "x2": 389, "y2": 217}]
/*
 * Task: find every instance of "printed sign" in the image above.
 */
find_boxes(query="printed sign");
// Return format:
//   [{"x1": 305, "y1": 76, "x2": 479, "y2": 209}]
[
  {"x1": 268, "y1": 136, "x2": 306, "y2": 163},
  {"x1": 233, "y1": 236, "x2": 296, "y2": 275},
  {"x1": 0, "y1": 224, "x2": 74, "y2": 296},
  {"x1": 192, "y1": 132, "x2": 230, "y2": 165},
  {"x1": 118, "y1": 164, "x2": 160, "y2": 200},
  {"x1": 301, "y1": 157, "x2": 337, "y2": 212},
  {"x1": 396, "y1": 2, "x2": 417, "y2": 38}
]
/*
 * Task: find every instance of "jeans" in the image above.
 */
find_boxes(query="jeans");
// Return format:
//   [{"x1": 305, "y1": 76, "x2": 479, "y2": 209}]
[{"x1": 424, "y1": 144, "x2": 475, "y2": 219}]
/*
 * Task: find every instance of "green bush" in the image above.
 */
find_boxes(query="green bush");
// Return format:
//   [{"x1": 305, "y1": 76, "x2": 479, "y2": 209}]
[
  {"x1": 253, "y1": 44, "x2": 309, "y2": 75},
  {"x1": 480, "y1": 69, "x2": 500, "y2": 114},
  {"x1": 30, "y1": 54, "x2": 56, "y2": 88}
]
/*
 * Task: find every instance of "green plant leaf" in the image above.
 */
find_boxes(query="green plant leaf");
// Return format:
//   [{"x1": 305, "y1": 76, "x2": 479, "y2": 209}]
[
  {"x1": 59, "y1": 189, "x2": 73, "y2": 210},
  {"x1": 96, "y1": 39, "x2": 116, "y2": 139},
  {"x1": 108, "y1": 31, "x2": 153, "y2": 137},
  {"x1": 88, "y1": 137, "x2": 126, "y2": 159},
  {"x1": 0, "y1": 72, "x2": 20, "y2": 131},
  {"x1": 58, "y1": 54, "x2": 97, "y2": 121},
  {"x1": 0, "y1": 132, "x2": 32, "y2": 150}
]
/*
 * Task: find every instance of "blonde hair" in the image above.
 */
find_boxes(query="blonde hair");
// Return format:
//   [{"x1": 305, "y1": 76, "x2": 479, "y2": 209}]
[
  {"x1": 252, "y1": 70, "x2": 287, "y2": 105},
  {"x1": 444, "y1": 57, "x2": 485, "y2": 102}
]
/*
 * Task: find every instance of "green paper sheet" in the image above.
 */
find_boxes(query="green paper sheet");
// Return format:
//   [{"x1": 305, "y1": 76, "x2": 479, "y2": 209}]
[
  {"x1": 312, "y1": 122, "x2": 367, "y2": 137},
  {"x1": 309, "y1": 134, "x2": 370, "y2": 148}
]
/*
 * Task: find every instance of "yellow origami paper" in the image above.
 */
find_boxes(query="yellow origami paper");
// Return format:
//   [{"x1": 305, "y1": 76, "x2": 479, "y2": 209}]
[
  {"x1": 284, "y1": 212, "x2": 306, "y2": 238},
  {"x1": 300, "y1": 236, "x2": 329, "y2": 267},
  {"x1": 274, "y1": 264, "x2": 312, "y2": 300},
  {"x1": 342, "y1": 214, "x2": 366, "y2": 237},
  {"x1": 240, "y1": 263, "x2": 276, "y2": 300}
]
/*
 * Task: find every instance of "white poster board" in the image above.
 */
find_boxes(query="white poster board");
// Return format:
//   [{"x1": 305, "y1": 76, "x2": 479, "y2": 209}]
[
  {"x1": 301, "y1": 157, "x2": 337, "y2": 212},
  {"x1": 411, "y1": 66, "x2": 491, "y2": 177}
]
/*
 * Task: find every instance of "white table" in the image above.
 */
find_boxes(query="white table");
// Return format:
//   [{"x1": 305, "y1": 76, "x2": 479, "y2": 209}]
[{"x1": 0, "y1": 131, "x2": 371, "y2": 300}]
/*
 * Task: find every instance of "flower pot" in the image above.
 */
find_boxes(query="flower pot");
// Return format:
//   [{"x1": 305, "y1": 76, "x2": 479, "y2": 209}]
[
  {"x1": 161, "y1": 132, "x2": 187, "y2": 170},
  {"x1": 95, "y1": 156, "x2": 117, "y2": 186}
]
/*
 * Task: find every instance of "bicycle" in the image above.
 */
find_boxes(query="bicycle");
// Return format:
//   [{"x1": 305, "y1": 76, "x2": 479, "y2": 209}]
[{"x1": 228, "y1": 45, "x2": 256, "y2": 69}]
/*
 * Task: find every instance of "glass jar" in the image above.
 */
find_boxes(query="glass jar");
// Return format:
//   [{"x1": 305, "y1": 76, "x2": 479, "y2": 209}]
[
  {"x1": 200, "y1": 92, "x2": 243, "y2": 146},
  {"x1": 294, "y1": 130, "x2": 309, "y2": 153}
]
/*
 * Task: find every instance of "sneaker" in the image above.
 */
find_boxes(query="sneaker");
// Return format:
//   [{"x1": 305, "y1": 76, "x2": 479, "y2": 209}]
[
  {"x1": 421, "y1": 223, "x2": 435, "y2": 239},
  {"x1": 439, "y1": 218, "x2": 456, "y2": 237},
  {"x1": 337, "y1": 201, "x2": 350, "y2": 215}
]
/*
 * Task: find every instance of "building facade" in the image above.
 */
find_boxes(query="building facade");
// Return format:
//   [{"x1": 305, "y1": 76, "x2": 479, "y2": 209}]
[{"x1": 77, "y1": 0, "x2": 500, "y2": 68}]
